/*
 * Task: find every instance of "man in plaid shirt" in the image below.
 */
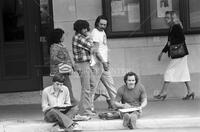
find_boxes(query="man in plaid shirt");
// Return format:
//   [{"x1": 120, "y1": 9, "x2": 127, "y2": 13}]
[
  {"x1": 72, "y1": 20, "x2": 96, "y2": 116},
  {"x1": 72, "y1": 33, "x2": 93, "y2": 63}
]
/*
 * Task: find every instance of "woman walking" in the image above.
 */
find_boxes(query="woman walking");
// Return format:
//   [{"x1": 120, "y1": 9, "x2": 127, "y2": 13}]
[{"x1": 155, "y1": 11, "x2": 194, "y2": 100}]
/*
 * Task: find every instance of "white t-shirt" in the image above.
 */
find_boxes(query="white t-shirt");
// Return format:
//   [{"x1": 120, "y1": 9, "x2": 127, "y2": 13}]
[{"x1": 91, "y1": 28, "x2": 108, "y2": 63}]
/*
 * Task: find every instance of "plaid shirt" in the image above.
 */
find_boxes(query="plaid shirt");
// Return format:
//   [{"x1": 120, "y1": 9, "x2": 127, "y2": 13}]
[{"x1": 72, "y1": 33, "x2": 93, "y2": 62}]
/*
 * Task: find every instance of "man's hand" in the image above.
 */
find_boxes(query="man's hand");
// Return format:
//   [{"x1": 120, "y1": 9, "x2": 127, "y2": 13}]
[
  {"x1": 91, "y1": 45, "x2": 98, "y2": 54},
  {"x1": 123, "y1": 103, "x2": 132, "y2": 109},
  {"x1": 103, "y1": 62, "x2": 109, "y2": 71}
]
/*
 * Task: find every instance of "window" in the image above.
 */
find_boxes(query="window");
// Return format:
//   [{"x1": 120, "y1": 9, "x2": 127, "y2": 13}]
[
  {"x1": 189, "y1": 0, "x2": 200, "y2": 28},
  {"x1": 111, "y1": 0, "x2": 141, "y2": 32},
  {"x1": 102, "y1": 0, "x2": 200, "y2": 38},
  {"x1": 150, "y1": 0, "x2": 179, "y2": 30}
]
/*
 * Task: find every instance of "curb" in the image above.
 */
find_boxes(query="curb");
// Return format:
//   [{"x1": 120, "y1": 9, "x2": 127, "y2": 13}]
[{"x1": 1, "y1": 117, "x2": 200, "y2": 132}]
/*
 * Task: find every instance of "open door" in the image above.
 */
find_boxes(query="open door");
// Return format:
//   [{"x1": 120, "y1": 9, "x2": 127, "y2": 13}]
[{"x1": 0, "y1": 0, "x2": 42, "y2": 92}]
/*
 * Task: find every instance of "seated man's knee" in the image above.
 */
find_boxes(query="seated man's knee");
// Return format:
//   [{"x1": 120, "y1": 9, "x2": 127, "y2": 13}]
[
  {"x1": 130, "y1": 112, "x2": 139, "y2": 119},
  {"x1": 47, "y1": 108, "x2": 61, "y2": 116},
  {"x1": 45, "y1": 109, "x2": 59, "y2": 122},
  {"x1": 46, "y1": 108, "x2": 56, "y2": 114}
]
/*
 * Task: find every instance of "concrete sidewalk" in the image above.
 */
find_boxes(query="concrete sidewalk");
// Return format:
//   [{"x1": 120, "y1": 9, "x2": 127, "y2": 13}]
[{"x1": 0, "y1": 99, "x2": 200, "y2": 131}]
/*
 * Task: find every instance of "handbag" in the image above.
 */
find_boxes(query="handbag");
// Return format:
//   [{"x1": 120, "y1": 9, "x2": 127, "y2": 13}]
[
  {"x1": 169, "y1": 43, "x2": 187, "y2": 59},
  {"x1": 98, "y1": 111, "x2": 120, "y2": 120},
  {"x1": 58, "y1": 63, "x2": 72, "y2": 74}
]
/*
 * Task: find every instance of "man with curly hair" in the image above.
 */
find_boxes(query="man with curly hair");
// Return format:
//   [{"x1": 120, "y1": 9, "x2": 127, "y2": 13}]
[{"x1": 72, "y1": 20, "x2": 96, "y2": 116}]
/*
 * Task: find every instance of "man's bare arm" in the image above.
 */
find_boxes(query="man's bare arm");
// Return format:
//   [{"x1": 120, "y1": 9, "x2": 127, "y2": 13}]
[
  {"x1": 139, "y1": 98, "x2": 147, "y2": 109},
  {"x1": 92, "y1": 42, "x2": 104, "y2": 62},
  {"x1": 114, "y1": 101, "x2": 132, "y2": 109}
]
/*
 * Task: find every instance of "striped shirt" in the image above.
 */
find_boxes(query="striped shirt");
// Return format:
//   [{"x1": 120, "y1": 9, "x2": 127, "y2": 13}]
[{"x1": 72, "y1": 33, "x2": 93, "y2": 62}]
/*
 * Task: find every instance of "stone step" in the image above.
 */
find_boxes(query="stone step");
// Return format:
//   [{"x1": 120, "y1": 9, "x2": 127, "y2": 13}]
[
  {"x1": 1, "y1": 117, "x2": 200, "y2": 132},
  {"x1": 79, "y1": 117, "x2": 200, "y2": 130}
]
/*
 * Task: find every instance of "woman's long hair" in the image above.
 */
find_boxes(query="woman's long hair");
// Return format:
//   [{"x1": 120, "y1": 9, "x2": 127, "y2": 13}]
[{"x1": 170, "y1": 11, "x2": 183, "y2": 29}]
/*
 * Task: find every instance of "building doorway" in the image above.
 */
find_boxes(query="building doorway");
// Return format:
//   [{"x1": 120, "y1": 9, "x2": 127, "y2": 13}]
[{"x1": 0, "y1": 0, "x2": 42, "y2": 92}]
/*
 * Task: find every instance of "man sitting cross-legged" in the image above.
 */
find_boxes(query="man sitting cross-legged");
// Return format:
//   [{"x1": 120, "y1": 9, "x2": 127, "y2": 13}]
[
  {"x1": 42, "y1": 73, "x2": 89, "y2": 131},
  {"x1": 114, "y1": 72, "x2": 147, "y2": 129}
]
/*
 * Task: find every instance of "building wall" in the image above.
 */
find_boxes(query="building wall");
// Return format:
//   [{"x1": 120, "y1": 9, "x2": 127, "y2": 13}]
[{"x1": 45, "y1": 0, "x2": 200, "y2": 100}]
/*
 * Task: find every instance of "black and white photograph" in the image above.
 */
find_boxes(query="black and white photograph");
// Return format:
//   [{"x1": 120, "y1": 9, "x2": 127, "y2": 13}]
[{"x1": 0, "y1": 0, "x2": 200, "y2": 132}]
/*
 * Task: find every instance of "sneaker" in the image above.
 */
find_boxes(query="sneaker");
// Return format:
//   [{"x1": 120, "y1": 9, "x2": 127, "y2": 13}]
[
  {"x1": 57, "y1": 124, "x2": 81, "y2": 131},
  {"x1": 123, "y1": 113, "x2": 130, "y2": 128},
  {"x1": 83, "y1": 111, "x2": 96, "y2": 116},
  {"x1": 128, "y1": 116, "x2": 137, "y2": 129},
  {"x1": 73, "y1": 114, "x2": 91, "y2": 121}
]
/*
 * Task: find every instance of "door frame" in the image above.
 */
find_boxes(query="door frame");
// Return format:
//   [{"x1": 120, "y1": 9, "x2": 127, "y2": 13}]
[{"x1": 0, "y1": 0, "x2": 42, "y2": 92}]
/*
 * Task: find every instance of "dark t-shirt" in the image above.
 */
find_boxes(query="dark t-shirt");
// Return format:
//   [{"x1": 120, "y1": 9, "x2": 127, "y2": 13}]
[{"x1": 115, "y1": 83, "x2": 147, "y2": 107}]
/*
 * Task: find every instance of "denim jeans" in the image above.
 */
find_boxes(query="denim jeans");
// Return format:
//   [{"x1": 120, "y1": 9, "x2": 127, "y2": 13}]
[
  {"x1": 63, "y1": 74, "x2": 78, "y2": 105},
  {"x1": 91, "y1": 62, "x2": 117, "y2": 101},
  {"x1": 44, "y1": 105, "x2": 78, "y2": 128},
  {"x1": 74, "y1": 62, "x2": 96, "y2": 115}
]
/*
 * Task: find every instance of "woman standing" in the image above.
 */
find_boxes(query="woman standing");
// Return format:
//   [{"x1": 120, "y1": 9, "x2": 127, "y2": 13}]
[
  {"x1": 155, "y1": 11, "x2": 194, "y2": 100},
  {"x1": 49, "y1": 28, "x2": 77, "y2": 105}
]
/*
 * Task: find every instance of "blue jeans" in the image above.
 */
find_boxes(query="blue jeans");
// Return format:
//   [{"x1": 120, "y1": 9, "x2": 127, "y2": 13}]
[{"x1": 74, "y1": 62, "x2": 96, "y2": 115}]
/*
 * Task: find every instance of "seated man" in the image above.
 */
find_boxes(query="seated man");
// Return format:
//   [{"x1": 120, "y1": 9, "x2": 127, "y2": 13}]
[
  {"x1": 114, "y1": 72, "x2": 147, "y2": 129},
  {"x1": 42, "y1": 73, "x2": 81, "y2": 130}
]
